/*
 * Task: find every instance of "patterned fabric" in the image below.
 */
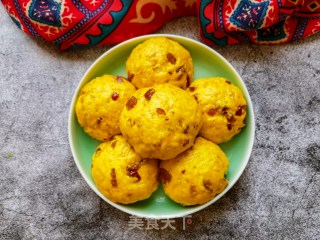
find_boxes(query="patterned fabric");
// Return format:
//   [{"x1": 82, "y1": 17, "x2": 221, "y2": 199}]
[
  {"x1": 1, "y1": 0, "x2": 320, "y2": 50},
  {"x1": 200, "y1": 0, "x2": 320, "y2": 45}
]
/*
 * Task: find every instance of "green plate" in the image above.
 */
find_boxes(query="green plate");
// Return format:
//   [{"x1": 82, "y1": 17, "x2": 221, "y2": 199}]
[{"x1": 68, "y1": 34, "x2": 255, "y2": 219}]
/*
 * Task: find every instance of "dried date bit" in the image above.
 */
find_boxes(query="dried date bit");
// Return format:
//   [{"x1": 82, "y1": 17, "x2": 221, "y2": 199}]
[
  {"x1": 111, "y1": 92, "x2": 119, "y2": 101},
  {"x1": 203, "y1": 180, "x2": 213, "y2": 192},
  {"x1": 189, "y1": 86, "x2": 196, "y2": 92},
  {"x1": 227, "y1": 114, "x2": 236, "y2": 123},
  {"x1": 126, "y1": 96, "x2": 137, "y2": 110},
  {"x1": 144, "y1": 88, "x2": 155, "y2": 101},
  {"x1": 159, "y1": 168, "x2": 172, "y2": 184},
  {"x1": 186, "y1": 75, "x2": 191, "y2": 87},
  {"x1": 156, "y1": 108, "x2": 166, "y2": 115},
  {"x1": 235, "y1": 105, "x2": 247, "y2": 116},
  {"x1": 222, "y1": 107, "x2": 229, "y2": 115},
  {"x1": 126, "y1": 164, "x2": 141, "y2": 181},
  {"x1": 207, "y1": 108, "x2": 219, "y2": 116},
  {"x1": 193, "y1": 94, "x2": 198, "y2": 102},
  {"x1": 167, "y1": 53, "x2": 176, "y2": 64},
  {"x1": 127, "y1": 72, "x2": 134, "y2": 82},
  {"x1": 111, "y1": 168, "x2": 117, "y2": 187}
]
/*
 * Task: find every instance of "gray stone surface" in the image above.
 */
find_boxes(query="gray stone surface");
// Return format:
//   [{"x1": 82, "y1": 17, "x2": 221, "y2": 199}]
[{"x1": 0, "y1": 5, "x2": 319, "y2": 240}]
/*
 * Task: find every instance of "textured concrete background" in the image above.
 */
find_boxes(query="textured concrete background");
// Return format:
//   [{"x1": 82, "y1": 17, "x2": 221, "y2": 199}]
[{"x1": 0, "y1": 5, "x2": 319, "y2": 240}]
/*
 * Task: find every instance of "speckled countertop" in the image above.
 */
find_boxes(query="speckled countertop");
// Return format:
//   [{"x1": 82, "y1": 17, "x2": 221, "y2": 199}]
[{"x1": 0, "y1": 5, "x2": 319, "y2": 240}]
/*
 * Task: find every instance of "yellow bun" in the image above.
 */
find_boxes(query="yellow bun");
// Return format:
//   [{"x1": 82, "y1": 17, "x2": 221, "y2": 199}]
[
  {"x1": 187, "y1": 77, "x2": 247, "y2": 143},
  {"x1": 120, "y1": 83, "x2": 202, "y2": 160},
  {"x1": 160, "y1": 137, "x2": 229, "y2": 206},
  {"x1": 91, "y1": 135, "x2": 159, "y2": 204},
  {"x1": 126, "y1": 37, "x2": 193, "y2": 89},
  {"x1": 76, "y1": 74, "x2": 136, "y2": 141}
]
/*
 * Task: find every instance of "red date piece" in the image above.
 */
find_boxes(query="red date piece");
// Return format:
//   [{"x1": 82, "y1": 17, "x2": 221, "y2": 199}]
[
  {"x1": 128, "y1": 72, "x2": 134, "y2": 82},
  {"x1": 111, "y1": 168, "x2": 117, "y2": 187},
  {"x1": 111, "y1": 92, "x2": 119, "y2": 101},
  {"x1": 144, "y1": 88, "x2": 155, "y2": 101},
  {"x1": 193, "y1": 94, "x2": 198, "y2": 102},
  {"x1": 167, "y1": 53, "x2": 176, "y2": 64},
  {"x1": 235, "y1": 105, "x2": 246, "y2": 116},
  {"x1": 159, "y1": 168, "x2": 172, "y2": 184},
  {"x1": 126, "y1": 96, "x2": 137, "y2": 110},
  {"x1": 207, "y1": 108, "x2": 219, "y2": 116},
  {"x1": 127, "y1": 164, "x2": 141, "y2": 181},
  {"x1": 189, "y1": 86, "x2": 196, "y2": 92},
  {"x1": 156, "y1": 108, "x2": 166, "y2": 115}
]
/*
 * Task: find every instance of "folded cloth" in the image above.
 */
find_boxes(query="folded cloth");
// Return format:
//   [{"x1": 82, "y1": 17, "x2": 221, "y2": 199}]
[{"x1": 1, "y1": 0, "x2": 320, "y2": 50}]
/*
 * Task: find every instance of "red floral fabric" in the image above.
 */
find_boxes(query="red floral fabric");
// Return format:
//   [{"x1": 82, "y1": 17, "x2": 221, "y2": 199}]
[{"x1": 1, "y1": 0, "x2": 319, "y2": 50}]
